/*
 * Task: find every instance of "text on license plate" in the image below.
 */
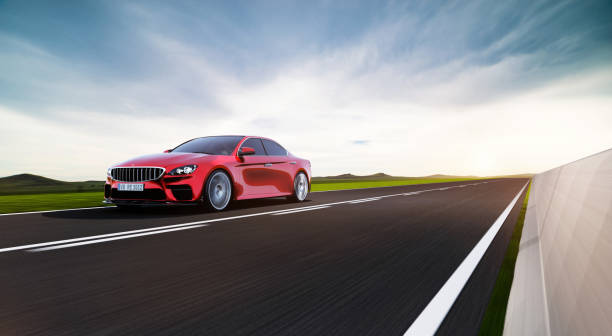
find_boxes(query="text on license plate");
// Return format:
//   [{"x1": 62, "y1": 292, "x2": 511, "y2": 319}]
[{"x1": 118, "y1": 183, "x2": 144, "y2": 191}]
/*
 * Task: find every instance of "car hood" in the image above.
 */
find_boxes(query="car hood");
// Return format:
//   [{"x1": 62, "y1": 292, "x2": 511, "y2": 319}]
[{"x1": 113, "y1": 152, "x2": 212, "y2": 168}]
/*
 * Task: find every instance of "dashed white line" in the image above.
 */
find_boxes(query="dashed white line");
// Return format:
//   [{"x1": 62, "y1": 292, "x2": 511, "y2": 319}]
[{"x1": 403, "y1": 182, "x2": 528, "y2": 336}]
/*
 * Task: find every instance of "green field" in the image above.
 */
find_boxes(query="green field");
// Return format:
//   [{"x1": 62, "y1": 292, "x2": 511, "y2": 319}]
[
  {"x1": 0, "y1": 174, "x2": 104, "y2": 196},
  {"x1": 310, "y1": 178, "x2": 481, "y2": 191},
  {"x1": 478, "y1": 182, "x2": 531, "y2": 335},
  {"x1": 0, "y1": 192, "x2": 109, "y2": 214},
  {"x1": 0, "y1": 178, "x2": 484, "y2": 214}
]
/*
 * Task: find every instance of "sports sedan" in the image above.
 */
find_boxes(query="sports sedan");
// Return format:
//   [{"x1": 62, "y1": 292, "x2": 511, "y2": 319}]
[{"x1": 104, "y1": 136, "x2": 311, "y2": 211}]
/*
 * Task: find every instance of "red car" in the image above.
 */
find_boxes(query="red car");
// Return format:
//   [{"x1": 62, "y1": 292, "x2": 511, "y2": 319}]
[{"x1": 104, "y1": 136, "x2": 311, "y2": 210}]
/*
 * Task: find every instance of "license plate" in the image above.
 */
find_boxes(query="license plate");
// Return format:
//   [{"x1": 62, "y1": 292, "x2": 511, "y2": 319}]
[{"x1": 117, "y1": 183, "x2": 144, "y2": 191}]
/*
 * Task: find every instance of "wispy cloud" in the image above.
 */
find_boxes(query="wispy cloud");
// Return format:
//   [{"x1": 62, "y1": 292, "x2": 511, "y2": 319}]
[{"x1": 1, "y1": 0, "x2": 611, "y2": 180}]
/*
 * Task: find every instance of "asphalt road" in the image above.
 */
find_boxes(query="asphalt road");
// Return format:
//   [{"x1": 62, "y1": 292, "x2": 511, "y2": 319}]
[{"x1": 0, "y1": 178, "x2": 528, "y2": 335}]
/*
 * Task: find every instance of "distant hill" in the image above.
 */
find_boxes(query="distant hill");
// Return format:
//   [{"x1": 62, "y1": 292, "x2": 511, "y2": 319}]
[
  {"x1": 489, "y1": 173, "x2": 535, "y2": 178},
  {"x1": 312, "y1": 172, "x2": 479, "y2": 183},
  {"x1": 422, "y1": 174, "x2": 479, "y2": 179},
  {"x1": 0, "y1": 174, "x2": 104, "y2": 196},
  {"x1": 312, "y1": 172, "x2": 529, "y2": 183},
  {"x1": 313, "y1": 173, "x2": 395, "y2": 181}
]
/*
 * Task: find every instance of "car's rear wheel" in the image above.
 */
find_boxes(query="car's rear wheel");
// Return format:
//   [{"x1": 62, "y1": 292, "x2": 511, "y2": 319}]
[
  {"x1": 203, "y1": 170, "x2": 232, "y2": 211},
  {"x1": 289, "y1": 172, "x2": 308, "y2": 202}
]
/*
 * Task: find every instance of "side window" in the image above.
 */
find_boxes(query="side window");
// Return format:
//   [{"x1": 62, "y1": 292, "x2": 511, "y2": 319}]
[
  {"x1": 262, "y1": 139, "x2": 287, "y2": 156},
  {"x1": 240, "y1": 138, "x2": 266, "y2": 155}
]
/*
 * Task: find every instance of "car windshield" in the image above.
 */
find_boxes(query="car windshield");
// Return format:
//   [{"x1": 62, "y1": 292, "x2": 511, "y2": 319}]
[{"x1": 172, "y1": 136, "x2": 243, "y2": 155}]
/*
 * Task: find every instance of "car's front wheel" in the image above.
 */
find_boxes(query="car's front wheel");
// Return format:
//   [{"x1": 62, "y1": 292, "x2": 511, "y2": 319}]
[
  {"x1": 203, "y1": 170, "x2": 232, "y2": 211},
  {"x1": 289, "y1": 172, "x2": 309, "y2": 202}
]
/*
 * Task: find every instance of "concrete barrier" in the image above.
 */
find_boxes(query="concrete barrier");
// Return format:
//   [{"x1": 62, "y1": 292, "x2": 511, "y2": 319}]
[{"x1": 504, "y1": 148, "x2": 612, "y2": 335}]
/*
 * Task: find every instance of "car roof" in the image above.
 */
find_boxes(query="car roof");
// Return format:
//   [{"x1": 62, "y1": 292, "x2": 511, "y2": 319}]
[{"x1": 209, "y1": 135, "x2": 276, "y2": 141}]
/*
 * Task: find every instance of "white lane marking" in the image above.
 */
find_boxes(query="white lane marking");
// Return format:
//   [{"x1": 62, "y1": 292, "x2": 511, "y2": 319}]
[
  {"x1": 0, "y1": 181, "x2": 507, "y2": 253},
  {"x1": 0, "y1": 206, "x2": 113, "y2": 217},
  {"x1": 403, "y1": 182, "x2": 528, "y2": 336},
  {"x1": 0, "y1": 222, "x2": 211, "y2": 253},
  {"x1": 0, "y1": 198, "x2": 383, "y2": 253},
  {"x1": 30, "y1": 225, "x2": 208, "y2": 252},
  {"x1": 271, "y1": 205, "x2": 330, "y2": 215},
  {"x1": 347, "y1": 198, "x2": 382, "y2": 204},
  {"x1": 347, "y1": 196, "x2": 382, "y2": 203}
]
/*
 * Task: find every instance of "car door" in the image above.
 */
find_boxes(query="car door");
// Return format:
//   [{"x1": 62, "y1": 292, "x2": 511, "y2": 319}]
[
  {"x1": 235, "y1": 138, "x2": 277, "y2": 196},
  {"x1": 261, "y1": 138, "x2": 294, "y2": 194}
]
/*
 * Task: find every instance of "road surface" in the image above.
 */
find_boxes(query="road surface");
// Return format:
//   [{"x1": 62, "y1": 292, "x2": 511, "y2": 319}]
[{"x1": 0, "y1": 178, "x2": 528, "y2": 335}]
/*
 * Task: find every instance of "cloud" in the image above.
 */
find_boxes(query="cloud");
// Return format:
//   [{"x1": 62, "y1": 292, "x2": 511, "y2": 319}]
[{"x1": 0, "y1": 0, "x2": 611, "y2": 180}]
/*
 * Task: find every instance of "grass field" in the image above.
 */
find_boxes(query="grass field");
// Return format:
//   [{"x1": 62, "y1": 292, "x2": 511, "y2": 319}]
[
  {"x1": 478, "y1": 181, "x2": 531, "y2": 335},
  {"x1": 0, "y1": 192, "x2": 109, "y2": 214},
  {"x1": 0, "y1": 178, "x2": 482, "y2": 214},
  {"x1": 310, "y1": 178, "x2": 481, "y2": 191},
  {"x1": 0, "y1": 174, "x2": 104, "y2": 196}
]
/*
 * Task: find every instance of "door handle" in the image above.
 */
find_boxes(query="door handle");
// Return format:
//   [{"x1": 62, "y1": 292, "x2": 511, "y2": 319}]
[
  {"x1": 264, "y1": 163, "x2": 272, "y2": 167},
  {"x1": 289, "y1": 161, "x2": 297, "y2": 165}
]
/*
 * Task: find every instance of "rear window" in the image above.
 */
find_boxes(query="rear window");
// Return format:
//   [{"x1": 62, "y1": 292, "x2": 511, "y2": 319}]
[
  {"x1": 172, "y1": 136, "x2": 243, "y2": 155},
  {"x1": 262, "y1": 139, "x2": 287, "y2": 156}
]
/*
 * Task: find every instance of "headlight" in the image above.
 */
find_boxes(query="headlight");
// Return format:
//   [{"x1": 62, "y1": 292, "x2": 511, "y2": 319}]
[
  {"x1": 107, "y1": 168, "x2": 112, "y2": 178},
  {"x1": 168, "y1": 164, "x2": 198, "y2": 176}
]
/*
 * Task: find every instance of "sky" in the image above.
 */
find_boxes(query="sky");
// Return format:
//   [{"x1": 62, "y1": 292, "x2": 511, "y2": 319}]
[{"x1": 1, "y1": 0, "x2": 611, "y2": 181}]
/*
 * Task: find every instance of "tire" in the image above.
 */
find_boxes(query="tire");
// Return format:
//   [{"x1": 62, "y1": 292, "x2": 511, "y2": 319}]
[
  {"x1": 202, "y1": 170, "x2": 232, "y2": 211},
  {"x1": 289, "y1": 172, "x2": 309, "y2": 202}
]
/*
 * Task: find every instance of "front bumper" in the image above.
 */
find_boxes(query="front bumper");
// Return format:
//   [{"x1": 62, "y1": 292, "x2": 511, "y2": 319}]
[
  {"x1": 103, "y1": 199, "x2": 199, "y2": 206},
  {"x1": 104, "y1": 174, "x2": 205, "y2": 204}
]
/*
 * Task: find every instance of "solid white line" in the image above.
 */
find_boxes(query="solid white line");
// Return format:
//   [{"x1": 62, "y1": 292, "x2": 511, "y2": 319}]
[
  {"x1": 0, "y1": 200, "x2": 371, "y2": 253},
  {"x1": 271, "y1": 205, "x2": 330, "y2": 215},
  {"x1": 0, "y1": 181, "x2": 505, "y2": 253},
  {"x1": 29, "y1": 225, "x2": 207, "y2": 252},
  {"x1": 0, "y1": 223, "x2": 208, "y2": 253},
  {"x1": 403, "y1": 182, "x2": 528, "y2": 336},
  {"x1": 0, "y1": 206, "x2": 113, "y2": 217}
]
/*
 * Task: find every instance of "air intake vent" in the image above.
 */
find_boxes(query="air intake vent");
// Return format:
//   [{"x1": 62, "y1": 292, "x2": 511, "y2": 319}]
[
  {"x1": 111, "y1": 188, "x2": 166, "y2": 200},
  {"x1": 168, "y1": 185, "x2": 193, "y2": 201},
  {"x1": 110, "y1": 167, "x2": 165, "y2": 182}
]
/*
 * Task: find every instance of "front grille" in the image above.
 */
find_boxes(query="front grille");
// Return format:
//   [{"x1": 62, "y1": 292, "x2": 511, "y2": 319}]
[
  {"x1": 111, "y1": 167, "x2": 164, "y2": 182},
  {"x1": 111, "y1": 188, "x2": 166, "y2": 200}
]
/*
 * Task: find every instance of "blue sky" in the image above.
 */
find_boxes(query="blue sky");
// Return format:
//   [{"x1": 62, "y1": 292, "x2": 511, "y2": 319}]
[{"x1": 1, "y1": 0, "x2": 611, "y2": 180}]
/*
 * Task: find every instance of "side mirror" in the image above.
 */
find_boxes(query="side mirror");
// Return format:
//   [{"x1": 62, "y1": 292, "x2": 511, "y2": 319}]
[
  {"x1": 163, "y1": 149, "x2": 172, "y2": 153},
  {"x1": 238, "y1": 147, "x2": 256, "y2": 156}
]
